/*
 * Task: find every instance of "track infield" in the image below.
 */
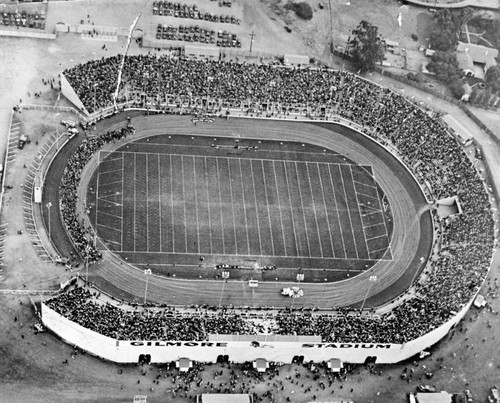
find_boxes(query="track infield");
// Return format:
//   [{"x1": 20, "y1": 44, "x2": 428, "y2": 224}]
[{"x1": 86, "y1": 134, "x2": 394, "y2": 283}]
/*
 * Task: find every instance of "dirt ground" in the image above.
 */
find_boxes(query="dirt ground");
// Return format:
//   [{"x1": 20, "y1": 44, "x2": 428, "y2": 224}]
[{"x1": 0, "y1": 0, "x2": 500, "y2": 402}]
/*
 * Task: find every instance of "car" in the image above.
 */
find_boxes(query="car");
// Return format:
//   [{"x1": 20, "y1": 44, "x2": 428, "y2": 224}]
[
  {"x1": 61, "y1": 119, "x2": 77, "y2": 128},
  {"x1": 464, "y1": 390, "x2": 473, "y2": 403},
  {"x1": 407, "y1": 393, "x2": 416, "y2": 403},
  {"x1": 18, "y1": 134, "x2": 28, "y2": 149},
  {"x1": 417, "y1": 385, "x2": 437, "y2": 393}
]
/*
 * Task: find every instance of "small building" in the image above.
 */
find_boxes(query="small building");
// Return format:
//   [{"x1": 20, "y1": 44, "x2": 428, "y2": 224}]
[
  {"x1": 175, "y1": 357, "x2": 193, "y2": 372},
  {"x1": 253, "y1": 358, "x2": 269, "y2": 373},
  {"x1": 196, "y1": 394, "x2": 253, "y2": 403},
  {"x1": 283, "y1": 54, "x2": 310, "y2": 67},
  {"x1": 456, "y1": 42, "x2": 499, "y2": 77},
  {"x1": 416, "y1": 391, "x2": 453, "y2": 403},
  {"x1": 327, "y1": 358, "x2": 343, "y2": 373}
]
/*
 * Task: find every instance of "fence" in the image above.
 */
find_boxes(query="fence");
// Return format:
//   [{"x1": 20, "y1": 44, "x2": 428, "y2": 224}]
[{"x1": 0, "y1": 30, "x2": 56, "y2": 40}]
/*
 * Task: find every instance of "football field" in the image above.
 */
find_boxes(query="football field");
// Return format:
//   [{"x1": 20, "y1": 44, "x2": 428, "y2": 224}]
[{"x1": 87, "y1": 134, "x2": 393, "y2": 282}]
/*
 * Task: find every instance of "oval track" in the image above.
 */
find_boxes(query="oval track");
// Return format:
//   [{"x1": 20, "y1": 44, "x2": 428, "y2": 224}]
[{"x1": 66, "y1": 115, "x2": 433, "y2": 309}]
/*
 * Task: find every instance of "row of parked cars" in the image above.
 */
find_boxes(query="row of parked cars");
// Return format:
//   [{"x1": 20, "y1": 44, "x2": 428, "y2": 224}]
[
  {"x1": 1, "y1": 10, "x2": 46, "y2": 29},
  {"x1": 156, "y1": 24, "x2": 241, "y2": 47},
  {"x1": 153, "y1": 2, "x2": 240, "y2": 25}
]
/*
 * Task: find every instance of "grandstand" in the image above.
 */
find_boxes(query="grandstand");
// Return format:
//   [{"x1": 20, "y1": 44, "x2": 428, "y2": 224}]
[{"x1": 41, "y1": 55, "x2": 495, "y2": 366}]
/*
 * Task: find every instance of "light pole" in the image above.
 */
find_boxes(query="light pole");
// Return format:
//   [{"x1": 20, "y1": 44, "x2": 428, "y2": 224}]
[
  {"x1": 360, "y1": 275, "x2": 377, "y2": 312},
  {"x1": 45, "y1": 201, "x2": 52, "y2": 239},
  {"x1": 249, "y1": 31, "x2": 256, "y2": 53},
  {"x1": 219, "y1": 270, "x2": 230, "y2": 307},
  {"x1": 144, "y1": 268, "x2": 152, "y2": 305}
]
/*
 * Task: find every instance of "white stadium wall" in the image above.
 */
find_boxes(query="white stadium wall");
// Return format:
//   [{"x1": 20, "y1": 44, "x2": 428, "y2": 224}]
[{"x1": 42, "y1": 299, "x2": 472, "y2": 365}]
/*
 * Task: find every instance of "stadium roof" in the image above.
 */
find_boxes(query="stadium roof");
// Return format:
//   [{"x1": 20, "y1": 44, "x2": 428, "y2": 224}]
[{"x1": 199, "y1": 394, "x2": 252, "y2": 403}]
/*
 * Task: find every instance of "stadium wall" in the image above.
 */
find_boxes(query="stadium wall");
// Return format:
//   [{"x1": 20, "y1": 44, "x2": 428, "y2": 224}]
[{"x1": 41, "y1": 299, "x2": 472, "y2": 365}]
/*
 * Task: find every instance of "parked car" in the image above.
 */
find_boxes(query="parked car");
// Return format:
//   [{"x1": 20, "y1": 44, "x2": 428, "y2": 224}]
[
  {"x1": 417, "y1": 385, "x2": 437, "y2": 393},
  {"x1": 61, "y1": 119, "x2": 77, "y2": 128},
  {"x1": 18, "y1": 134, "x2": 28, "y2": 149}
]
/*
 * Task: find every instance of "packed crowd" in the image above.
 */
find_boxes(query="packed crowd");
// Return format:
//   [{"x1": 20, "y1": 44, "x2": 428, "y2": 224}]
[
  {"x1": 55, "y1": 56, "x2": 495, "y2": 344},
  {"x1": 59, "y1": 126, "x2": 135, "y2": 262}
]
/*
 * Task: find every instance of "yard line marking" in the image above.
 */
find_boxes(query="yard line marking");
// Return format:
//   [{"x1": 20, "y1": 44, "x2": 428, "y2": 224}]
[
  {"x1": 181, "y1": 155, "x2": 188, "y2": 253},
  {"x1": 272, "y1": 161, "x2": 287, "y2": 257},
  {"x1": 193, "y1": 155, "x2": 200, "y2": 255},
  {"x1": 294, "y1": 161, "x2": 311, "y2": 257},
  {"x1": 96, "y1": 223, "x2": 122, "y2": 232},
  {"x1": 306, "y1": 162, "x2": 323, "y2": 258},
  {"x1": 227, "y1": 158, "x2": 238, "y2": 255},
  {"x1": 361, "y1": 211, "x2": 382, "y2": 218},
  {"x1": 365, "y1": 234, "x2": 388, "y2": 242},
  {"x1": 369, "y1": 246, "x2": 392, "y2": 255},
  {"x1": 261, "y1": 160, "x2": 275, "y2": 256},
  {"x1": 133, "y1": 153, "x2": 137, "y2": 253},
  {"x1": 351, "y1": 165, "x2": 370, "y2": 259},
  {"x1": 250, "y1": 159, "x2": 263, "y2": 255},
  {"x1": 204, "y1": 156, "x2": 213, "y2": 255},
  {"x1": 327, "y1": 164, "x2": 347, "y2": 258},
  {"x1": 355, "y1": 191, "x2": 381, "y2": 203},
  {"x1": 146, "y1": 154, "x2": 150, "y2": 252},
  {"x1": 120, "y1": 152, "x2": 124, "y2": 252},
  {"x1": 338, "y1": 165, "x2": 359, "y2": 259},
  {"x1": 158, "y1": 154, "x2": 162, "y2": 252},
  {"x1": 363, "y1": 222, "x2": 386, "y2": 230},
  {"x1": 98, "y1": 168, "x2": 125, "y2": 175},
  {"x1": 368, "y1": 170, "x2": 391, "y2": 258},
  {"x1": 238, "y1": 159, "x2": 251, "y2": 255},
  {"x1": 98, "y1": 180, "x2": 124, "y2": 187},
  {"x1": 317, "y1": 162, "x2": 335, "y2": 258},
  {"x1": 353, "y1": 177, "x2": 378, "y2": 189},
  {"x1": 283, "y1": 161, "x2": 299, "y2": 257},
  {"x1": 216, "y1": 157, "x2": 226, "y2": 255},
  {"x1": 97, "y1": 211, "x2": 123, "y2": 220},
  {"x1": 170, "y1": 154, "x2": 175, "y2": 253}
]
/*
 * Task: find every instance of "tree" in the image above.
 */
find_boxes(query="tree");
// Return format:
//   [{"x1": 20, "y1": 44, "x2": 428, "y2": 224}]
[
  {"x1": 349, "y1": 21, "x2": 386, "y2": 72},
  {"x1": 449, "y1": 79, "x2": 465, "y2": 99},
  {"x1": 429, "y1": 8, "x2": 473, "y2": 52},
  {"x1": 288, "y1": 2, "x2": 313, "y2": 20},
  {"x1": 426, "y1": 51, "x2": 463, "y2": 83},
  {"x1": 429, "y1": 28, "x2": 457, "y2": 52},
  {"x1": 485, "y1": 65, "x2": 500, "y2": 83},
  {"x1": 485, "y1": 66, "x2": 500, "y2": 93}
]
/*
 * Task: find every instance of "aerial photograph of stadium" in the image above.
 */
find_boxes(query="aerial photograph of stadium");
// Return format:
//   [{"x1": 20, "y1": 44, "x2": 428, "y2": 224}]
[{"x1": 0, "y1": 0, "x2": 499, "y2": 402}]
